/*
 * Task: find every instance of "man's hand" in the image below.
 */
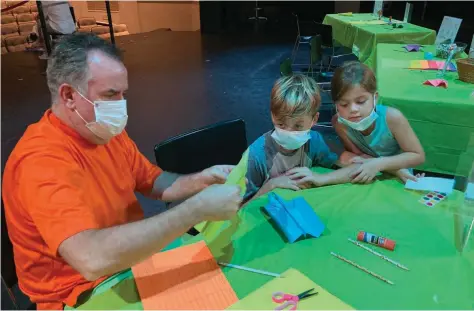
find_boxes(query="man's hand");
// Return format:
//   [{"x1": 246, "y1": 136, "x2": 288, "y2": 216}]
[
  {"x1": 350, "y1": 158, "x2": 381, "y2": 184},
  {"x1": 192, "y1": 184, "x2": 242, "y2": 221},
  {"x1": 199, "y1": 165, "x2": 235, "y2": 186},
  {"x1": 285, "y1": 167, "x2": 326, "y2": 188}
]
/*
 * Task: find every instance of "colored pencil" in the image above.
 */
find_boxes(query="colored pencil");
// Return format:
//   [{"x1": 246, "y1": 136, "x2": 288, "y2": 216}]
[
  {"x1": 330, "y1": 252, "x2": 394, "y2": 285},
  {"x1": 348, "y1": 238, "x2": 409, "y2": 271},
  {"x1": 217, "y1": 262, "x2": 281, "y2": 278}
]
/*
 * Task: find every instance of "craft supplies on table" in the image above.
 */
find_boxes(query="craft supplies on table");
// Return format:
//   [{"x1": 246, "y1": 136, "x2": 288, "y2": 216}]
[
  {"x1": 330, "y1": 252, "x2": 395, "y2": 285},
  {"x1": 272, "y1": 288, "x2": 318, "y2": 311},
  {"x1": 132, "y1": 241, "x2": 238, "y2": 310},
  {"x1": 357, "y1": 231, "x2": 396, "y2": 251},
  {"x1": 408, "y1": 60, "x2": 457, "y2": 71},
  {"x1": 405, "y1": 177, "x2": 455, "y2": 194},
  {"x1": 263, "y1": 193, "x2": 325, "y2": 243},
  {"x1": 227, "y1": 268, "x2": 354, "y2": 310},
  {"x1": 348, "y1": 238, "x2": 409, "y2": 271},
  {"x1": 418, "y1": 191, "x2": 448, "y2": 207},
  {"x1": 218, "y1": 262, "x2": 281, "y2": 278}
]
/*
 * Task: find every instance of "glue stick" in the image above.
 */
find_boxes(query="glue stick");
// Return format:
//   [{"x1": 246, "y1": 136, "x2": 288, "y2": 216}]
[{"x1": 357, "y1": 231, "x2": 396, "y2": 251}]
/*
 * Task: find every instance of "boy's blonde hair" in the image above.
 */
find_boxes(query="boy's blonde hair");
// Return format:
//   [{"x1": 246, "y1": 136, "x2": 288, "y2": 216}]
[{"x1": 270, "y1": 74, "x2": 321, "y2": 121}]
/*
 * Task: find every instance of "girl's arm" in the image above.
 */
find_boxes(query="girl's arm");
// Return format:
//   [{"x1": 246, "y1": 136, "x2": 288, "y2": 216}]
[
  {"x1": 371, "y1": 107, "x2": 425, "y2": 172},
  {"x1": 332, "y1": 115, "x2": 373, "y2": 167}
]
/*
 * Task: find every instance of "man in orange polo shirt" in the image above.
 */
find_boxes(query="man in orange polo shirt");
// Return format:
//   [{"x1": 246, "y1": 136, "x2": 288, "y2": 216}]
[{"x1": 2, "y1": 33, "x2": 242, "y2": 310}]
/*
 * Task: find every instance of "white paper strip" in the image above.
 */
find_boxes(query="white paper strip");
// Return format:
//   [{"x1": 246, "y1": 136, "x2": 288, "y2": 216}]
[
  {"x1": 465, "y1": 183, "x2": 474, "y2": 201},
  {"x1": 405, "y1": 177, "x2": 455, "y2": 194}
]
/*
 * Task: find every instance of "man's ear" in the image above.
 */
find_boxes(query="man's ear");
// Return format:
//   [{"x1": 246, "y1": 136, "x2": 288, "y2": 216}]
[
  {"x1": 58, "y1": 84, "x2": 76, "y2": 110},
  {"x1": 312, "y1": 112, "x2": 320, "y2": 126}
]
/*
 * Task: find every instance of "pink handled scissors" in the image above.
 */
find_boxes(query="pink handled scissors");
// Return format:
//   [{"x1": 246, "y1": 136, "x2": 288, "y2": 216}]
[{"x1": 272, "y1": 288, "x2": 318, "y2": 310}]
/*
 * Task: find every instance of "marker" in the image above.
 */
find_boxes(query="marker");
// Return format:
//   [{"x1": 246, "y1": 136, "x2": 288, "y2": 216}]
[{"x1": 217, "y1": 262, "x2": 281, "y2": 278}]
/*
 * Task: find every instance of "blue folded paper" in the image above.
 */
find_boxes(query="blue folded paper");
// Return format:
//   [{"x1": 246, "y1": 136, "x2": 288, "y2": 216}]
[{"x1": 263, "y1": 193, "x2": 325, "y2": 243}]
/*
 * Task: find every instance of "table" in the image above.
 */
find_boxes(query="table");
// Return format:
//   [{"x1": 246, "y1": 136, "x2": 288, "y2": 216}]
[
  {"x1": 75, "y1": 169, "x2": 474, "y2": 310},
  {"x1": 376, "y1": 43, "x2": 474, "y2": 176},
  {"x1": 322, "y1": 13, "x2": 436, "y2": 69}
]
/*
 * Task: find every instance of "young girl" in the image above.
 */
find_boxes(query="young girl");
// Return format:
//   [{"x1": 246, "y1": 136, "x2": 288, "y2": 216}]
[{"x1": 331, "y1": 61, "x2": 425, "y2": 183}]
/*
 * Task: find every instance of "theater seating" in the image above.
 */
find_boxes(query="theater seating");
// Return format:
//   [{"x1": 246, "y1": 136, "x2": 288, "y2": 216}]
[
  {"x1": 18, "y1": 20, "x2": 35, "y2": 35},
  {"x1": 1, "y1": 37, "x2": 7, "y2": 54},
  {"x1": 1, "y1": 2, "x2": 130, "y2": 54},
  {"x1": 5, "y1": 34, "x2": 27, "y2": 52}
]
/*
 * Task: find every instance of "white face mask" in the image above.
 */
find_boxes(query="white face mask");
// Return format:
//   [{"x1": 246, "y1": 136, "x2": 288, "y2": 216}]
[
  {"x1": 75, "y1": 92, "x2": 128, "y2": 141},
  {"x1": 337, "y1": 95, "x2": 378, "y2": 131},
  {"x1": 271, "y1": 127, "x2": 311, "y2": 150}
]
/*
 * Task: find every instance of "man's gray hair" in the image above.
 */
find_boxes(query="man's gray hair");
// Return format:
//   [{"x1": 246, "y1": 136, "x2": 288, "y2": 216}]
[{"x1": 46, "y1": 33, "x2": 122, "y2": 103}]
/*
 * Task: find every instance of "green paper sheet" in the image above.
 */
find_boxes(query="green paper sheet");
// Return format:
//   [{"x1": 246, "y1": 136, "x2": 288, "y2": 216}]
[
  {"x1": 195, "y1": 149, "x2": 249, "y2": 235},
  {"x1": 194, "y1": 149, "x2": 249, "y2": 258},
  {"x1": 227, "y1": 268, "x2": 353, "y2": 310}
]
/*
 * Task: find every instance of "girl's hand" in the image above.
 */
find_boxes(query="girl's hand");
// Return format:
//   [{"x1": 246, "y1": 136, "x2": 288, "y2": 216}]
[
  {"x1": 350, "y1": 158, "x2": 381, "y2": 184},
  {"x1": 395, "y1": 169, "x2": 425, "y2": 183}
]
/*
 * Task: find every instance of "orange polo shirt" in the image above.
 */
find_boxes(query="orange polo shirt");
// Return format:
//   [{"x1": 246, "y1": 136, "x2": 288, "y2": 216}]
[{"x1": 2, "y1": 109, "x2": 162, "y2": 310}]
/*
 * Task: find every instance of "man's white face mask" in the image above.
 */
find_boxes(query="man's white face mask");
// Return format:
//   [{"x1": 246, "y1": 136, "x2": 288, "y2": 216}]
[{"x1": 75, "y1": 91, "x2": 128, "y2": 141}]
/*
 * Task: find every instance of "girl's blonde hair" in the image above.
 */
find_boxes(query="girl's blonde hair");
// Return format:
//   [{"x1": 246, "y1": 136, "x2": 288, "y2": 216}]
[
  {"x1": 270, "y1": 74, "x2": 321, "y2": 121},
  {"x1": 331, "y1": 61, "x2": 376, "y2": 102}
]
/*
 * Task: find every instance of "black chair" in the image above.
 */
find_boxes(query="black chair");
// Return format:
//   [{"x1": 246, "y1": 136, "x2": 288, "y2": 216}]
[
  {"x1": 313, "y1": 22, "x2": 356, "y2": 70},
  {"x1": 291, "y1": 13, "x2": 318, "y2": 68},
  {"x1": 1, "y1": 201, "x2": 35, "y2": 310},
  {"x1": 154, "y1": 119, "x2": 248, "y2": 235}
]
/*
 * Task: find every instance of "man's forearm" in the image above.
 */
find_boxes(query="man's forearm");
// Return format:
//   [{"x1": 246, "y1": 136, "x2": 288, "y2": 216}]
[
  {"x1": 60, "y1": 197, "x2": 204, "y2": 281},
  {"x1": 153, "y1": 172, "x2": 207, "y2": 202}
]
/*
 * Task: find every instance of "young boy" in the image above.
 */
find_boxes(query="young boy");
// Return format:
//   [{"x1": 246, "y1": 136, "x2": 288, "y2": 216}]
[{"x1": 244, "y1": 74, "x2": 357, "y2": 202}]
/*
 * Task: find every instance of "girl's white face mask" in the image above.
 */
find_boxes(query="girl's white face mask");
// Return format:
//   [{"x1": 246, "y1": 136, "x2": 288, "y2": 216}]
[
  {"x1": 271, "y1": 127, "x2": 311, "y2": 150},
  {"x1": 337, "y1": 95, "x2": 378, "y2": 131},
  {"x1": 75, "y1": 92, "x2": 128, "y2": 141}
]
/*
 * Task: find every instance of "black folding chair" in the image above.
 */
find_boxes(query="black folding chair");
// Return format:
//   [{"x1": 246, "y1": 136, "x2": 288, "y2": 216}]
[
  {"x1": 154, "y1": 119, "x2": 248, "y2": 235},
  {"x1": 313, "y1": 22, "x2": 356, "y2": 71},
  {"x1": 1, "y1": 201, "x2": 35, "y2": 310}
]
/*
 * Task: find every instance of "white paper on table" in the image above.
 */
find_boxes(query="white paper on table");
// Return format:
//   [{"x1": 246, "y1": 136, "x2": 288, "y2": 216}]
[
  {"x1": 405, "y1": 177, "x2": 455, "y2": 194},
  {"x1": 466, "y1": 183, "x2": 474, "y2": 200},
  {"x1": 403, "y1": 3, "x2": 413, "y2": 23},
  {"x1": 435, "y1": 16, "x2": 462, "y2": 45},
  {"x1": 373, "y1": 0, "x2": 383, "y2": 15}
]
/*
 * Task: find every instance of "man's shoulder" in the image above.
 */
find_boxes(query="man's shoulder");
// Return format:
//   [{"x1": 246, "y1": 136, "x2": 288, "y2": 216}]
[{"x1": 5, "y1": 116, "x2": 78, "y2": 173}]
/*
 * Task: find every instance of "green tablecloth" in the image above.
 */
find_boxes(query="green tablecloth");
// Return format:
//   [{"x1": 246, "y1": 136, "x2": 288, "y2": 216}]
[
  {"x1": 376, "y1": 43, "x2": 474, "y2": 176},
  {"x1": 323, "y1": 13, "x2": 436, "y2": 69},
  {"x1": 73, "y1": 169, "x2": 474, "y2": 310}
]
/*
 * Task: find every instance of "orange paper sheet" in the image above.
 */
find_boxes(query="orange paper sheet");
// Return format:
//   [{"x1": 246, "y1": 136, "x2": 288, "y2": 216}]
[{"x1": 132, "y1": 241, "x2": 238, "y2": 310}]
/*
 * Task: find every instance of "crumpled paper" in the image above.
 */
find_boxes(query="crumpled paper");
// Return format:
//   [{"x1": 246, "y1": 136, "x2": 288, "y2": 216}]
[
  {"x1": 423, "y1": 79, "x2": 448, "y2": 88},
  {"x1": 404, "y1": 44, "x2": 420, "y2": 52}
]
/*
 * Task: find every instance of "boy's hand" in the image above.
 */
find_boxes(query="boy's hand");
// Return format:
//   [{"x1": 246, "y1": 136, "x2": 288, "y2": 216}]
[
  {"x1": 350, "y1": 158, "x2": 381, "y2": 184},
  {"x1": 285, "y1": 167, "x2": 326, "y2": 188},
  {"x1": 268, "y1": 176, "x2": 301, "y2": 191}
]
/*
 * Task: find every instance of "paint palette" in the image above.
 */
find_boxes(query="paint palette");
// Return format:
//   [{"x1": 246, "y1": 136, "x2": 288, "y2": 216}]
[{"x1": 419, "y1": 191, "x2": 447, "y2": 207}]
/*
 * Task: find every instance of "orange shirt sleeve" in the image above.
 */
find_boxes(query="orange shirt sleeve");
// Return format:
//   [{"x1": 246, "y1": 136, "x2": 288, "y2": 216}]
[
  {"x1": 18, "y1": 154, "x2": 100, "y2": 255},
  {"x1": 120, "y1": 131, "x2": 162, "y2": 196}
]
